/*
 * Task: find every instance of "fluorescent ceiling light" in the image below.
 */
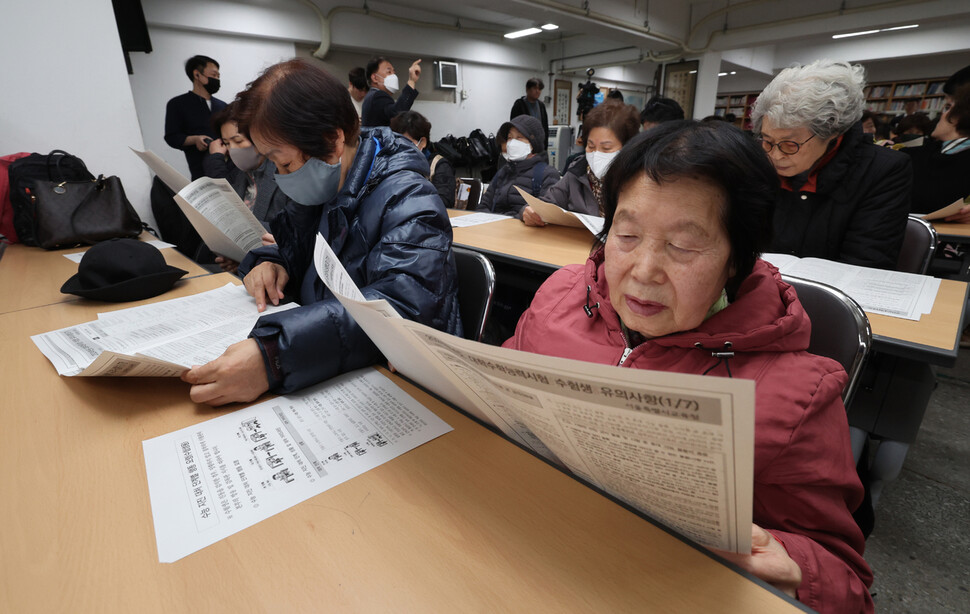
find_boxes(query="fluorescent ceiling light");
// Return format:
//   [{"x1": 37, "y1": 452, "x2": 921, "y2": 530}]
[
  {"x1": 505, "y1": 27, "x2": 542, "y2": 39},
  {"x1": 832, "y1": 24, "x2": 918, "y2": 39},
  {"x1": 540, "y1": 24, "x2": 559, "y2": 30},
  {"x1": 718, "y1": 72, "x2": 728, "y2": 76},
  {"x1": 730, "y1": 71, "x2": 737, "y2": 75},
  {"x1": 832, "y1": 29, "x2": 879, "y2": 39},
  {"x1": 689, "y1": 70, "x2": 697, "y2": 74}
]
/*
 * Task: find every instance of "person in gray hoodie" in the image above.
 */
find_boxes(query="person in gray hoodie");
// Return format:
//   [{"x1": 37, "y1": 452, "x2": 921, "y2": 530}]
[{"x1": 476, "y1": 115, "x2": 560, "y2": 218}]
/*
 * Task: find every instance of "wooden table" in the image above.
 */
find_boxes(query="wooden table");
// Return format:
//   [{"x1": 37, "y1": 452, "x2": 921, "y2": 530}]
[
  {"x1": 0, "y1": 235, "x2": 211, "y2": 315},
  {"x1": 931, "y1": 221, "x2": 970, "y2": 242},
  {"x1": 0, "y1": 273, "x2": 805, "y2": 612},
  {"x1": 451, "y1": 211, "x2": 969, "y2": 367}
]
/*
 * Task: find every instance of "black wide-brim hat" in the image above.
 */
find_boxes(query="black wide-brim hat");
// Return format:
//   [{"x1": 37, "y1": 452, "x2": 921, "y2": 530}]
[{"x1": 61, "y1": 238, "x2": 188, "y2": 302}]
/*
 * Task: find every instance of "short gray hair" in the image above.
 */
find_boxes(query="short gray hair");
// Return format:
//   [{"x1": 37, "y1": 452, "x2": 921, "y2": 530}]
[{"x1": 751, "y1": 59, "x2": 866, "y2": 140}]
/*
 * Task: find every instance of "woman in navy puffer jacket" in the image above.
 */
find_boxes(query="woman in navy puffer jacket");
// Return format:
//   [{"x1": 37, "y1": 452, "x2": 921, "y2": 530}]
[{"x1": 182, "y1": 59, "x2": 461, "y2": 404}]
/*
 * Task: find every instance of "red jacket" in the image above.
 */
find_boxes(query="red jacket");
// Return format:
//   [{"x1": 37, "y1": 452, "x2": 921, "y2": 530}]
[{"x1": 504, "y1": 253, "x2": 873, "y2": 614}]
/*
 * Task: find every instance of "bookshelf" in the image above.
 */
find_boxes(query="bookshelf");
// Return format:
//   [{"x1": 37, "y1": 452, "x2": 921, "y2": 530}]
[
  {"x1": 865, "y1": 77, "x2": 948, "y2": 116},
  {"x1": 714, "y1": 92, "x2": 759, "y2": 130}
]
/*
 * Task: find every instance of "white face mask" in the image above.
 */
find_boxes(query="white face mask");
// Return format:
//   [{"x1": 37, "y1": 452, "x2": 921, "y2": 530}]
[
  {"x1": 383, "y1": 73, "x2": 400, "y2": 94},
  {"x1": 586, "y1": 150, "x2": 620, "y2": 179},
  {"x1": 505, "y1": 138, "x2": 532, "y2": 162}
]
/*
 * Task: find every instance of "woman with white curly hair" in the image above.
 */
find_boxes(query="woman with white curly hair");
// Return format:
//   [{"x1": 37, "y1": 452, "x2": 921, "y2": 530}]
[{"x1": 752, "y1": 59, "x2": 911, "y2": 269}]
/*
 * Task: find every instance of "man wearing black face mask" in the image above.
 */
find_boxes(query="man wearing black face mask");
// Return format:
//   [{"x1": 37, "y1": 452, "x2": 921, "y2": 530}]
[{"x1": 164, "y1": 54, "x2": 228, "y2": 180}]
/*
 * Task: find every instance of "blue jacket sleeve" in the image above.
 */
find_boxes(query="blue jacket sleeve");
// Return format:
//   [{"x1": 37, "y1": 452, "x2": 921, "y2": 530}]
[{"x1": 246, "y1": 172, "x2": 460, "y2": 393}]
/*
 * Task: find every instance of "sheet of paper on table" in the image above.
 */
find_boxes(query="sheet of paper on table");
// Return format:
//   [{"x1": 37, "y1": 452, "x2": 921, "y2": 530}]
[
  {"x1": 514, "y1": 186, "x2": 605, "y2": 235},
  {"x1": 312, "y1": 240, "x2": 755, "y2": 554},
  {"x1": 62, "y1": 239, "x2": 177, "y2": 263},
  {"x1": 763, "y1": 253, "x2": 941, "y2": 321},
  {"x1": 920, "y1": 195, "x2": 969, "y2": 221},
  {"x1": 131, "y1": 147, "x2": 265, "y2": 262},
  {"x1": 31, "y1": 284, "x2": 296, "y2": 376},
  {"x1": 143, "y1": 367, "x2": 453, "y2": 562},
  {"x1": 449, "y1": 212, "x2": 510, "y2": 227}
]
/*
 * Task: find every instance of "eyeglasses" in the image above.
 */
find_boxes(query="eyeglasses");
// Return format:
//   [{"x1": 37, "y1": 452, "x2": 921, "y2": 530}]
[{"x1": 757, "y1": 134, "x2": 815, "y2": 155}]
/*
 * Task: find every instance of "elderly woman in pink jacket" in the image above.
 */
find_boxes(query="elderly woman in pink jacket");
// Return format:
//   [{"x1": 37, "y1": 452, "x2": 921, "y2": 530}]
[{"x1": 504, "y1": 120, "x2": 872, "y2": 614}]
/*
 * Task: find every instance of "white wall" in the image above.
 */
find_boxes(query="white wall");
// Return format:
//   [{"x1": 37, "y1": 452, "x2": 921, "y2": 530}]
[
  {"x1": 0, "y1": 0, "x2": 152, "y2": 226},
  {"x1": 129, "y1": 27, "x2": 296, "y2": 178}
]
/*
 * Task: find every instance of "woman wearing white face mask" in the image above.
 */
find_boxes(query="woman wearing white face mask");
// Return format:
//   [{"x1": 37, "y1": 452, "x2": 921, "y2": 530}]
[
  {"x1": 182, "y1": 59, "x2": 462, "y2": 406},
  {"x1": 476, "y1": 115, "x2": 561, "y2": 217},
  {"x1": 523, "y1": 101, "x2": 640, "y2": 226},
  {"x1": 204, "y1": 104, "x2": 291, "y2": 272},
  {"x1": 360, "y1": 55, "x2": 422, "y2": 128}
]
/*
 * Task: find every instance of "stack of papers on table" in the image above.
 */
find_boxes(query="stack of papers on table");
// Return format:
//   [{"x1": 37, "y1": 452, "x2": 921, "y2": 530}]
[
  {"x1": 763, "y1": 254, "x2": 940, "y2": 321},
  {"x1": 32, "y1": 284, "x2": 296, "y2": 376}
]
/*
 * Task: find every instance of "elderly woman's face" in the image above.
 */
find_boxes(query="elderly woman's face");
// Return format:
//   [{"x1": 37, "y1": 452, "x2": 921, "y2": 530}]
[
  {"x1": 604, "y1": 173, "x2": 733, "y2": 339},
  {"x1": 759, "y1": 118, "x2": 834, "y2": 177}
]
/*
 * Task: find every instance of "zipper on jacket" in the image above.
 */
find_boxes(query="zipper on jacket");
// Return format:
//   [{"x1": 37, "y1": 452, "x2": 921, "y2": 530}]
[{"x1": 617, "y1": 346, "x2": 633, "y2": 366}]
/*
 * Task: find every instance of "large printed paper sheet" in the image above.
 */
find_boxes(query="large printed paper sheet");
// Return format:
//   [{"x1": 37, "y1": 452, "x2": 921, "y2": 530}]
[
  {"x1": 130, "y1": 147, "x2": 265, "y2": 262},
  {"x1": 313, "y1": 243, "x2": 755, "y2": 553},
  {"x1": 449, "y1": 212, "x2": 509, "y2": 227},
  {"x1": 143, "y1": 368, "x2": 453, "y2": 562},
  {"x1": 32, "y1": 284, "x2": 295, "y2": 376},
  {"x1": 514, "y1": 186, "x2": 605, "y2": 235},
  {"x1": 764, "y1": 253, "x2": 941, "y2": 321}
]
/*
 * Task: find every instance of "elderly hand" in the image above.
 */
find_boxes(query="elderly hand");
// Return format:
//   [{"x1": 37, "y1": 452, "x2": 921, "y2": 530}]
[
  {"x1": 260, "y1": 232, "x2": 277, "y2": 246},
  {"x1": 181, "y1": 339, "x2": 269, "y2": 406},
  {"x1": 243, "y1": 261, "x2": 289, "y2": 312},
  {"x1": 214, "y1": 256, "x2": 239, "y2": 275},
  {"x1": 408, "y1": 59, "x2": 422, "y2": 86},
  {"x1": 713, "y1": 524, "x2": 803, "y2": 598},
  {"x1": 944, "y1": 203, "x2": 970, "y2": 224},
  {"x1": 521, "y1": 206, "x2": 547, "y2": 227}
]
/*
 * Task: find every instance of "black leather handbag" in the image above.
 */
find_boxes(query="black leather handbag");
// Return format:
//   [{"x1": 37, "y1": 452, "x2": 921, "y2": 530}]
[{"x1": 30, "y1": 173, "x2": 143, "y2": 249}]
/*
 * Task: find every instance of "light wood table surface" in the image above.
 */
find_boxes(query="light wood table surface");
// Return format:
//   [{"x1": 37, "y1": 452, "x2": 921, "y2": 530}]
[
  {"x1": 0, "y1": 273, "x2": 804, "y2": 613},
  {"x1": 450, "y1": 210, "x2": 969, "y2": 366},
  {"x1": 0, "y1": 235, "x2": 211, "y2": 315},
  {"x1": 932, "y1": 221, "x2": 970, "y2": 242}
]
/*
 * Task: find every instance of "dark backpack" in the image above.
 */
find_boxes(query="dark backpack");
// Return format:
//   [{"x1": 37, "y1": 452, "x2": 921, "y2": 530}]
[
  {"x1": 467, "y1": 129, "x2": 493, "y2": 167},
  {"x1": 8, "y1": 150, "x2": 95, "y2": 246},
  {"x1": 432, "y1": 135, "x2": 464, "y2": 167}
]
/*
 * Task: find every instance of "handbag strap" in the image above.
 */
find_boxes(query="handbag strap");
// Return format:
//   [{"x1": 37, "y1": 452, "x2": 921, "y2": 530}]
[{"x1": 46, "y1": 150, "x2": 88, "y2": 183}]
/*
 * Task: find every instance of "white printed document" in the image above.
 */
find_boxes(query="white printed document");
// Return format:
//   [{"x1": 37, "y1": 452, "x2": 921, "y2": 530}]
[
  {"x1": 143, "y1": 368, "x2": 453, "y2": 562},
  {"x1": 131, "y1": 147, "x2": 266, "y2": 261},
  {"x1": 62, "y1": 240, "x2": 176, "y2": 263},
  {"x1": 514, "y1": 186, "x2": 605, "y2": 235},
  {"x1": 31, "y1": 284, "x2": 296, "y2": 377},
  {"x1": 763, "y1": 253, "x2": 941, "y2": 321},
  {"x1": 312, "y1": 244, "x2": 755, "y2": 553},
  {"x1": 449, "y1": 212, "x2": 509, "y2": 227}
]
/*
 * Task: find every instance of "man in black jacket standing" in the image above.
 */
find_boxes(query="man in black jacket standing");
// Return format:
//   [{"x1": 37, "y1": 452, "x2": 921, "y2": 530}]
[
  {"x1": 361, "y1": 56, "x2": 421, "y2": 127},
  {"x1": 510, "y1": 78, "x2": 549, "y2": 140},
  {"x1": 164, "y1": 55, "x2": 227, "y2": 180}
]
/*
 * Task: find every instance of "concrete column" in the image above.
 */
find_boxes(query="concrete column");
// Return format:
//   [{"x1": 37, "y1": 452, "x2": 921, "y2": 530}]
[{"x1": 692, "y1": 50, "x2": 722, "y2": 120}]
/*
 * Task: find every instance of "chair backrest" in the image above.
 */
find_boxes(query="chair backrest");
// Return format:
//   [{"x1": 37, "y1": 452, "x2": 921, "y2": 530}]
[
  {"x1": 896, "y1": 215, "x2": 937, "y2": 274},
  {"x1": 783, "y1": 275, "x2": 872, "y2": 407},
  {"x1": 456, "y1": 178, "x2": 483, "y2": 210},
  {"x1": 452, "y1": 247, "x2": 496, "y2": 342}
]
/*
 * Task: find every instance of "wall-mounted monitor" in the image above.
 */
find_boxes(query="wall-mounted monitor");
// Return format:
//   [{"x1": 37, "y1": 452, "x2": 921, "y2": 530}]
[{"x1": 435, "y1": 61, "x2": 459, "y2": 89}]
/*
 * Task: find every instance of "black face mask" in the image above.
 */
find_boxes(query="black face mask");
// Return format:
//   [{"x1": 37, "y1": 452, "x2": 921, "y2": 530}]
[{"x1": 202, "y1": 76, "x2": 220, "y2": 95}]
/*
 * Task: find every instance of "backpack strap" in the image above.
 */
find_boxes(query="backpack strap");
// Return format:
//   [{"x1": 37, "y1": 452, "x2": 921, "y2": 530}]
[
  {"x1": 531, "y1": 161, "x2": 548, "y2": 197},
  {"x1": 430, "y1": 154, "x2": 443, "y2": 177}
]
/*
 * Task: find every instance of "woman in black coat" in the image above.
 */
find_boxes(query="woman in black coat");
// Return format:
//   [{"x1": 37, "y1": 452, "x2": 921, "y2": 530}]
[{"x1": 751, "y1": 60, "x2": 911, "y2": 270}]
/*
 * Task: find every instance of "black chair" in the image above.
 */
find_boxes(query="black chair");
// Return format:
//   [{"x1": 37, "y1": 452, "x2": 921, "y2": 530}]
[
  {"x1": 896, "y1": 215, "x2": 937, "y2": 274},
  {"x1": 783, "y1": 275, "x2": 872, "y2": 409},
  {"x1": 453, "y1": 247, "x2": 496, "y2": 342}
]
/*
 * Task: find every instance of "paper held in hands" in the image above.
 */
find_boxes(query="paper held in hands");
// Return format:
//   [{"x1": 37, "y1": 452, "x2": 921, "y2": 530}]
[
  {"x1": 514, "y1": 186, "x2": 605, "y2": 235},
  {"x1": 920, "y1": 195, "x2": 969, "y2": 221},
  {"x1": 311, "y1": 234, "x2": 755, "y2": 554},
  {"x1": 130, "y1": 147, "x2": 265, "y2": 262},
  {"x1": 31, "y1": 284, "x2": 296, "y2": 377}
]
